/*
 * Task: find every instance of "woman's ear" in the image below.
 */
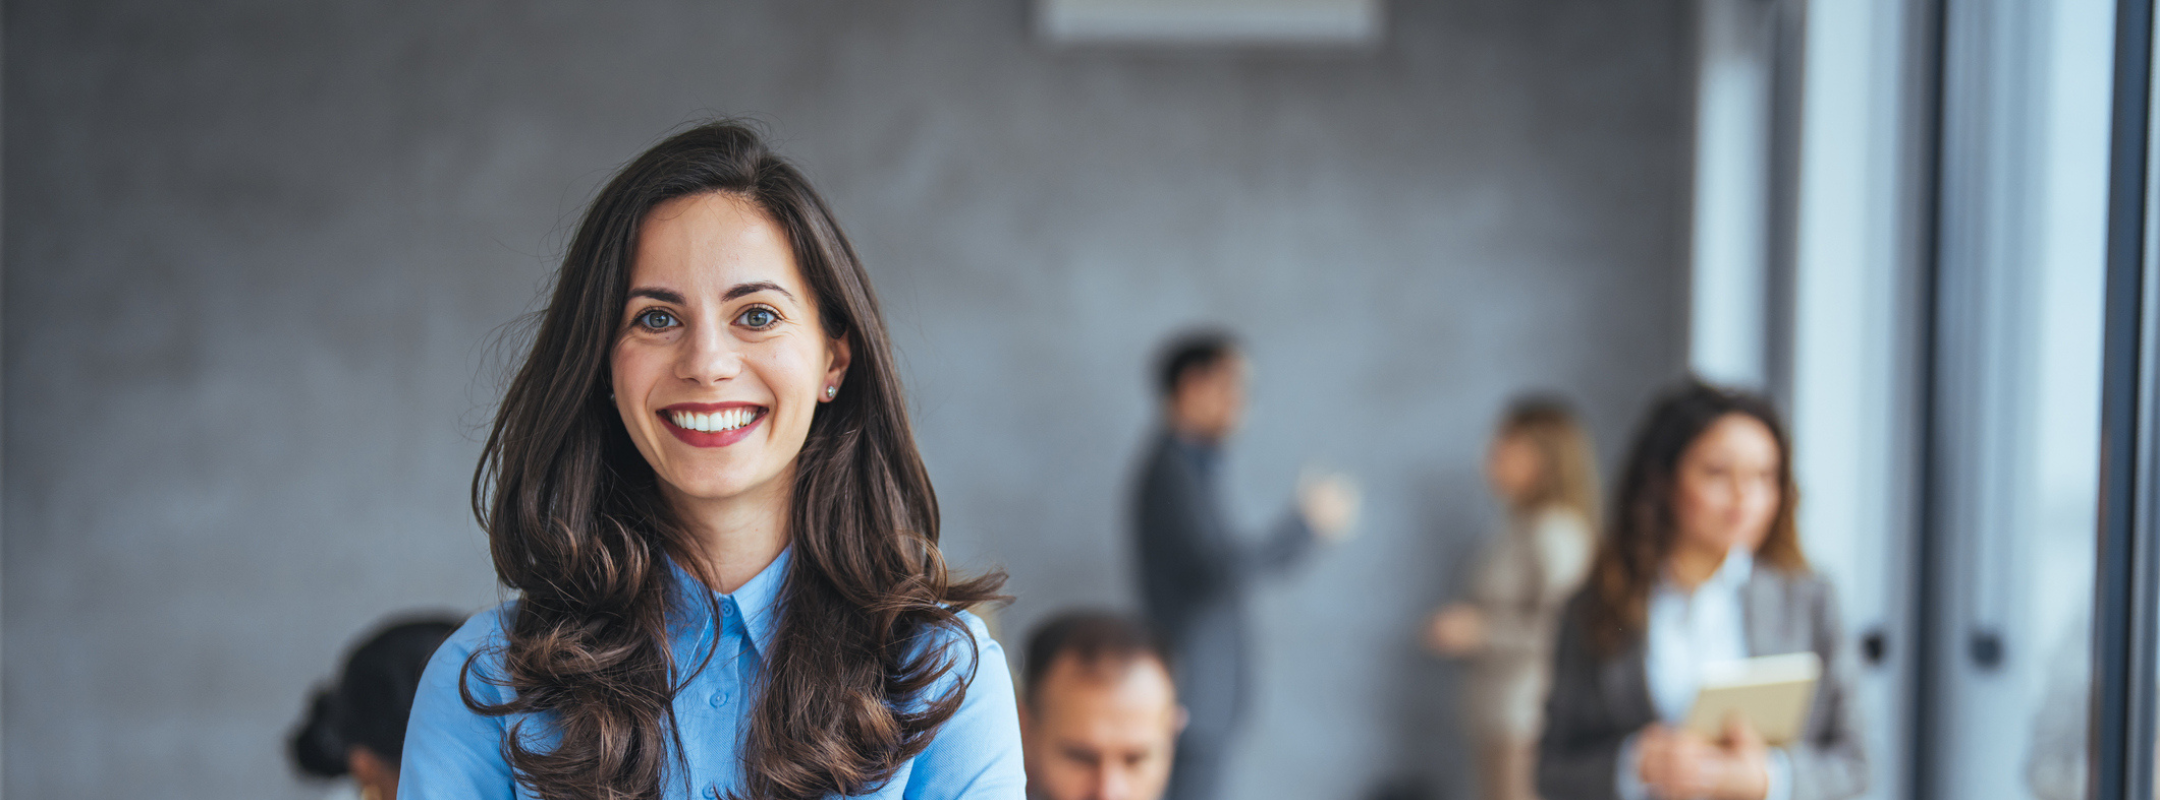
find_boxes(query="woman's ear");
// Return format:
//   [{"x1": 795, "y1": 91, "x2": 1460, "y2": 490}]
[{"x1": 821, "y1": 331, "x2": 853, "y2": 402}]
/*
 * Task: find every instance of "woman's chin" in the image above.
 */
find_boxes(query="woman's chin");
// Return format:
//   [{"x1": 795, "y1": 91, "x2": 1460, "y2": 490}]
[
  {"x1": 658, "y1": 469, "x2": 781, "y2": 505},
  {"x1": 1679, "y1": 534, "x2": 1742, "y2": 556}
]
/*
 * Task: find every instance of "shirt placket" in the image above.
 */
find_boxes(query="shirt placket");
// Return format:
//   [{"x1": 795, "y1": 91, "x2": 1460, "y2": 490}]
[
  {"x1": 1675, "y1": 590, "x2": 1703, "y2": 723},
  {"x1": 660, "y1": 596, "x2": 731, "y2": 799},
  {"x1": 699, "y1": 596, "x2": 747, "y2": 799}
]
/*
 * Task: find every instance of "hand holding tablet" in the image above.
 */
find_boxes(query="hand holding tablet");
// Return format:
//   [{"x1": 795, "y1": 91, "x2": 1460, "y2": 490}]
[{"x1": 1684, "y1": 652, "x2": 1824, "y2": 747}]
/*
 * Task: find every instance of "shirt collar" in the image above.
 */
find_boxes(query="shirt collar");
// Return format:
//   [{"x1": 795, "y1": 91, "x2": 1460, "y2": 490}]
[
  {"x1": 1711, "y1": 547, "x2": 1755, "y2": 589},
  {"x1": 731, "y1": 547, "x2": 790, "y2": 659},
  {"x1": 1658, "y1": 546, "x2": 1755, "y2": 596},
  {"x1": 1164, "y1": 429, "x2": 1221, "y2": 470},
  {"x1": 668, "y1": 547, "x2": 792, "y2": 660}
]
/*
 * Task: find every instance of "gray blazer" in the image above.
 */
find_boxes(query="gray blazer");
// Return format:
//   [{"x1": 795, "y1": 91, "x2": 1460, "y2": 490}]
[
  {"x1": 1536, "y1": 567, "x2": 1868, "y2": 800},
  {"x1": 1131, "y1": 431, "x2": 1313, "y2": 739}
]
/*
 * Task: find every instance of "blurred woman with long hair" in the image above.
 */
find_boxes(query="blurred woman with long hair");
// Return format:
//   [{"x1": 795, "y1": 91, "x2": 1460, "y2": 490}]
[
  {"x1": 1426, "y1": 395, "x2": 1600, "y2": 800},
  {"x1": 399, "y1": 121, "x2": 1020, "y2": 800},
  {"x1": 1537, "y1": 381, "x2": 1865, "y2": 800}
]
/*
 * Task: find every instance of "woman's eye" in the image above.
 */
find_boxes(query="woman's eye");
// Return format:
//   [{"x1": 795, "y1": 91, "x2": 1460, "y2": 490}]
[
  {"x1": 635, "y1": 309, "x2": 678, "y2": 330},
  {"x1": 737, "y1": 306, "x2": 779, "y2": 329}
]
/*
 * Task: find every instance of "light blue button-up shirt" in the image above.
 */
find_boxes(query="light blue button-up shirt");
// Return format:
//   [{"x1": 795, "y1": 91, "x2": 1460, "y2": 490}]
[
  {"x1": 399, "y1": 548, "x2": 1026, "y2": 799},
  {"x1": 1617, "y1": 549, "x2": 1791, "y2": 800}
]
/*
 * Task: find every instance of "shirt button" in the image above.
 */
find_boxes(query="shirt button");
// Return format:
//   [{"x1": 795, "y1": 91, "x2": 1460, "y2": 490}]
[
  {"x1": 709, "y1": 691, "x2": 728, "y2": 708},
  {"x1": 720, "y1": 603, "x2": 731, "y2": 617}
]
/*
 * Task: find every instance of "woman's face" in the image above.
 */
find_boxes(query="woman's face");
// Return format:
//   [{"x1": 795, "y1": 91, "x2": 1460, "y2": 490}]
[
  {"x1": 1670, "y1": 413, "x2": 1783, "y2": 557},
  {"x1": 1485, "y1": 432, "x2": 1543, "y2": 505},
  {"x1": 610, "y1": 192, "x2": 850, "y2": 507}
]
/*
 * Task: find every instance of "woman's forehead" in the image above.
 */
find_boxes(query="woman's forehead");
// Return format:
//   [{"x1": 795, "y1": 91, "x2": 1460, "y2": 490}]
[
  {"x1": 631, "y1": 193, "x2": 805, "y2": 298},
  {"x1": 1689, "y1": 413, "x2": 1781, "y2": 461}
]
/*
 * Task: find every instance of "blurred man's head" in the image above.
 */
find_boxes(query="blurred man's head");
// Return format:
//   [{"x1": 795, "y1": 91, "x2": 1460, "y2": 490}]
[
  {"x1": 1156, "y1": 331, "x2": 1246, "y2": 443},
  {"x1": 1022, "y1": 612, "x2": 1184, "y2": 800}
]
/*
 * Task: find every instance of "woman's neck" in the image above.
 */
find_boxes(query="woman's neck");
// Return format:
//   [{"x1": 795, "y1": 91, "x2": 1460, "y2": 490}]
[
  {"x1": 1666, "y1": 539, "x2": 1730, "y2": 592},
  {"x1": 663, "y1": 475, "x2": 792, "y2": 594}
]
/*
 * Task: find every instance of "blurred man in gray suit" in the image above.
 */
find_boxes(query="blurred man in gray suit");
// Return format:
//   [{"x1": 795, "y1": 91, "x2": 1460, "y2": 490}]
[{"x1": 1131, "y1": 330, "x2": 1359, "y2": 800}]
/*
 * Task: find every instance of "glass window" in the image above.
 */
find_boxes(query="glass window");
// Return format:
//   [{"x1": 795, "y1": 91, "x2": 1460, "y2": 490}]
[{"x1": 1927, "y1": 1, "x2": 2114, "y2": 798}]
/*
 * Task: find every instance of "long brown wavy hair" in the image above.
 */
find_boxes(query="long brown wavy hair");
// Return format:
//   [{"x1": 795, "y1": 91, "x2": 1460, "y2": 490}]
[
  {"x1": 1579, "y1": 380, "x2": 1807, "y2": 656},
  {"x1": 465, "y1": 120, "x2": 1005, "y2": 800}
]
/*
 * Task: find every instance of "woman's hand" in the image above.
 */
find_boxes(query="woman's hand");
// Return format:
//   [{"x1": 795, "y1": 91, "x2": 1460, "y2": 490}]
[
  {"x1": 1424, "y1": 604, "x2": 1486, "y2": 656},
  {"x1": 1637, "y1": 724, "x2": 1718, "y2": 799},
  {"x1": 1708, "y1": 718, "x2": 1771, "y2": 800},
  {"x1": 1634, "y1": 720, "x2": 1772, "y2": 800}
]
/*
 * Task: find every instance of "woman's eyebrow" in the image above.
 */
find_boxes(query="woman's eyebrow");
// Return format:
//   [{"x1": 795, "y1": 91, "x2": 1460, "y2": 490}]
[
  {"x1": 723, "y1": 281, "x2": 795, "y2": 302},
  {"x1": 626, "y1": 283, "x2": 793, "y2": 304}
]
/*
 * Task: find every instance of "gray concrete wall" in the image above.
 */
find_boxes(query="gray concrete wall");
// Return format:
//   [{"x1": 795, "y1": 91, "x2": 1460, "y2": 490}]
[{"x1": 3, "y1": 1, "x2": 1691, "y2": 797}]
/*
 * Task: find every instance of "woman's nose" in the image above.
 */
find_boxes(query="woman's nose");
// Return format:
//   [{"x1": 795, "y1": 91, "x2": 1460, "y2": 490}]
[{"x1": 677, "y1": 324, "x2": 743, "y2": 384}]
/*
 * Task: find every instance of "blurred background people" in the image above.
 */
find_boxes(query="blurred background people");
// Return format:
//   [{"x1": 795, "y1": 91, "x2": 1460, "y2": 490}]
[
  {"x1": 1021, "y1": 611, "x2": 1184, "y2": 800},
  {"x1": 1131, "y1": 329, "x2": 1360, "y2": 800},
  {"x1": 1426, "y1": 395, "x2": 1602, "y2": 800},
  {"x1": 1538, "y1": 381, "x2": 1866, "y2": 800},
  {"x1": 289, "y1": 616, "x2": 459, "y2": 800}
]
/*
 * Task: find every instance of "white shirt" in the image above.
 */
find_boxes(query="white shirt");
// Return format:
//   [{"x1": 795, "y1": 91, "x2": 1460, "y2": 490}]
[{"x1": 1617, "y1": 549, "x2": 1792, "y2": 800}]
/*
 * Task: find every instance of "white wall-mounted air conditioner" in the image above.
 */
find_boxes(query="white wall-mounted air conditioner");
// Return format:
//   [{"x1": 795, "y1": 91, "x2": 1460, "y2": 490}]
[{"x1": 1035, "y1": 0, "x2": 1383, "y2": 46}]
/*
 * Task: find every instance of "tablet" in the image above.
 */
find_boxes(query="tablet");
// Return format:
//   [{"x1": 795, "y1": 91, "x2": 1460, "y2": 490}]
[{"x1": 1682, "y1": 652, "x2": 1822, "y2": 746}]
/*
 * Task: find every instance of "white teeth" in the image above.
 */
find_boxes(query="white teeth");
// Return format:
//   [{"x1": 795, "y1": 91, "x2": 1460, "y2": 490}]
[{"x1": 671, "y1": 408, "x2": 758, "y2": 433}]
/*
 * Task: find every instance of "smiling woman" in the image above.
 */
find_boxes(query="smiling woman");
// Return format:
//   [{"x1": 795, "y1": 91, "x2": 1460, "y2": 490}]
[
  {"x1": 397, "y1": 121, "x2": 1020, "y2": 800},
  {"x1": 611, "y1": 193, "x2": 852, "y2": 544},
  {"x1": 1538, "y1": 382, "x2": 1866, "y2": 800}
]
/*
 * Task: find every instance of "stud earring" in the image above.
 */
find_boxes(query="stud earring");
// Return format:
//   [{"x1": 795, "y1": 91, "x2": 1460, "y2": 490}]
[{"x1": 825, "y1": 385, "x2": 837, "y2": 399}]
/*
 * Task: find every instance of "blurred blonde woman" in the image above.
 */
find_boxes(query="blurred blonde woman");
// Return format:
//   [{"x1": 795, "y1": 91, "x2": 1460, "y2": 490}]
[{"x1": 1427, "y1": 396, "x2": 1601, "y2": 800}]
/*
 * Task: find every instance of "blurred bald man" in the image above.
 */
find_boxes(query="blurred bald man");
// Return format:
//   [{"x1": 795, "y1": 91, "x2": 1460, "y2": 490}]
[{"x1": 1021, "y1": 612, "x2": 1186, "y2": 800}]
